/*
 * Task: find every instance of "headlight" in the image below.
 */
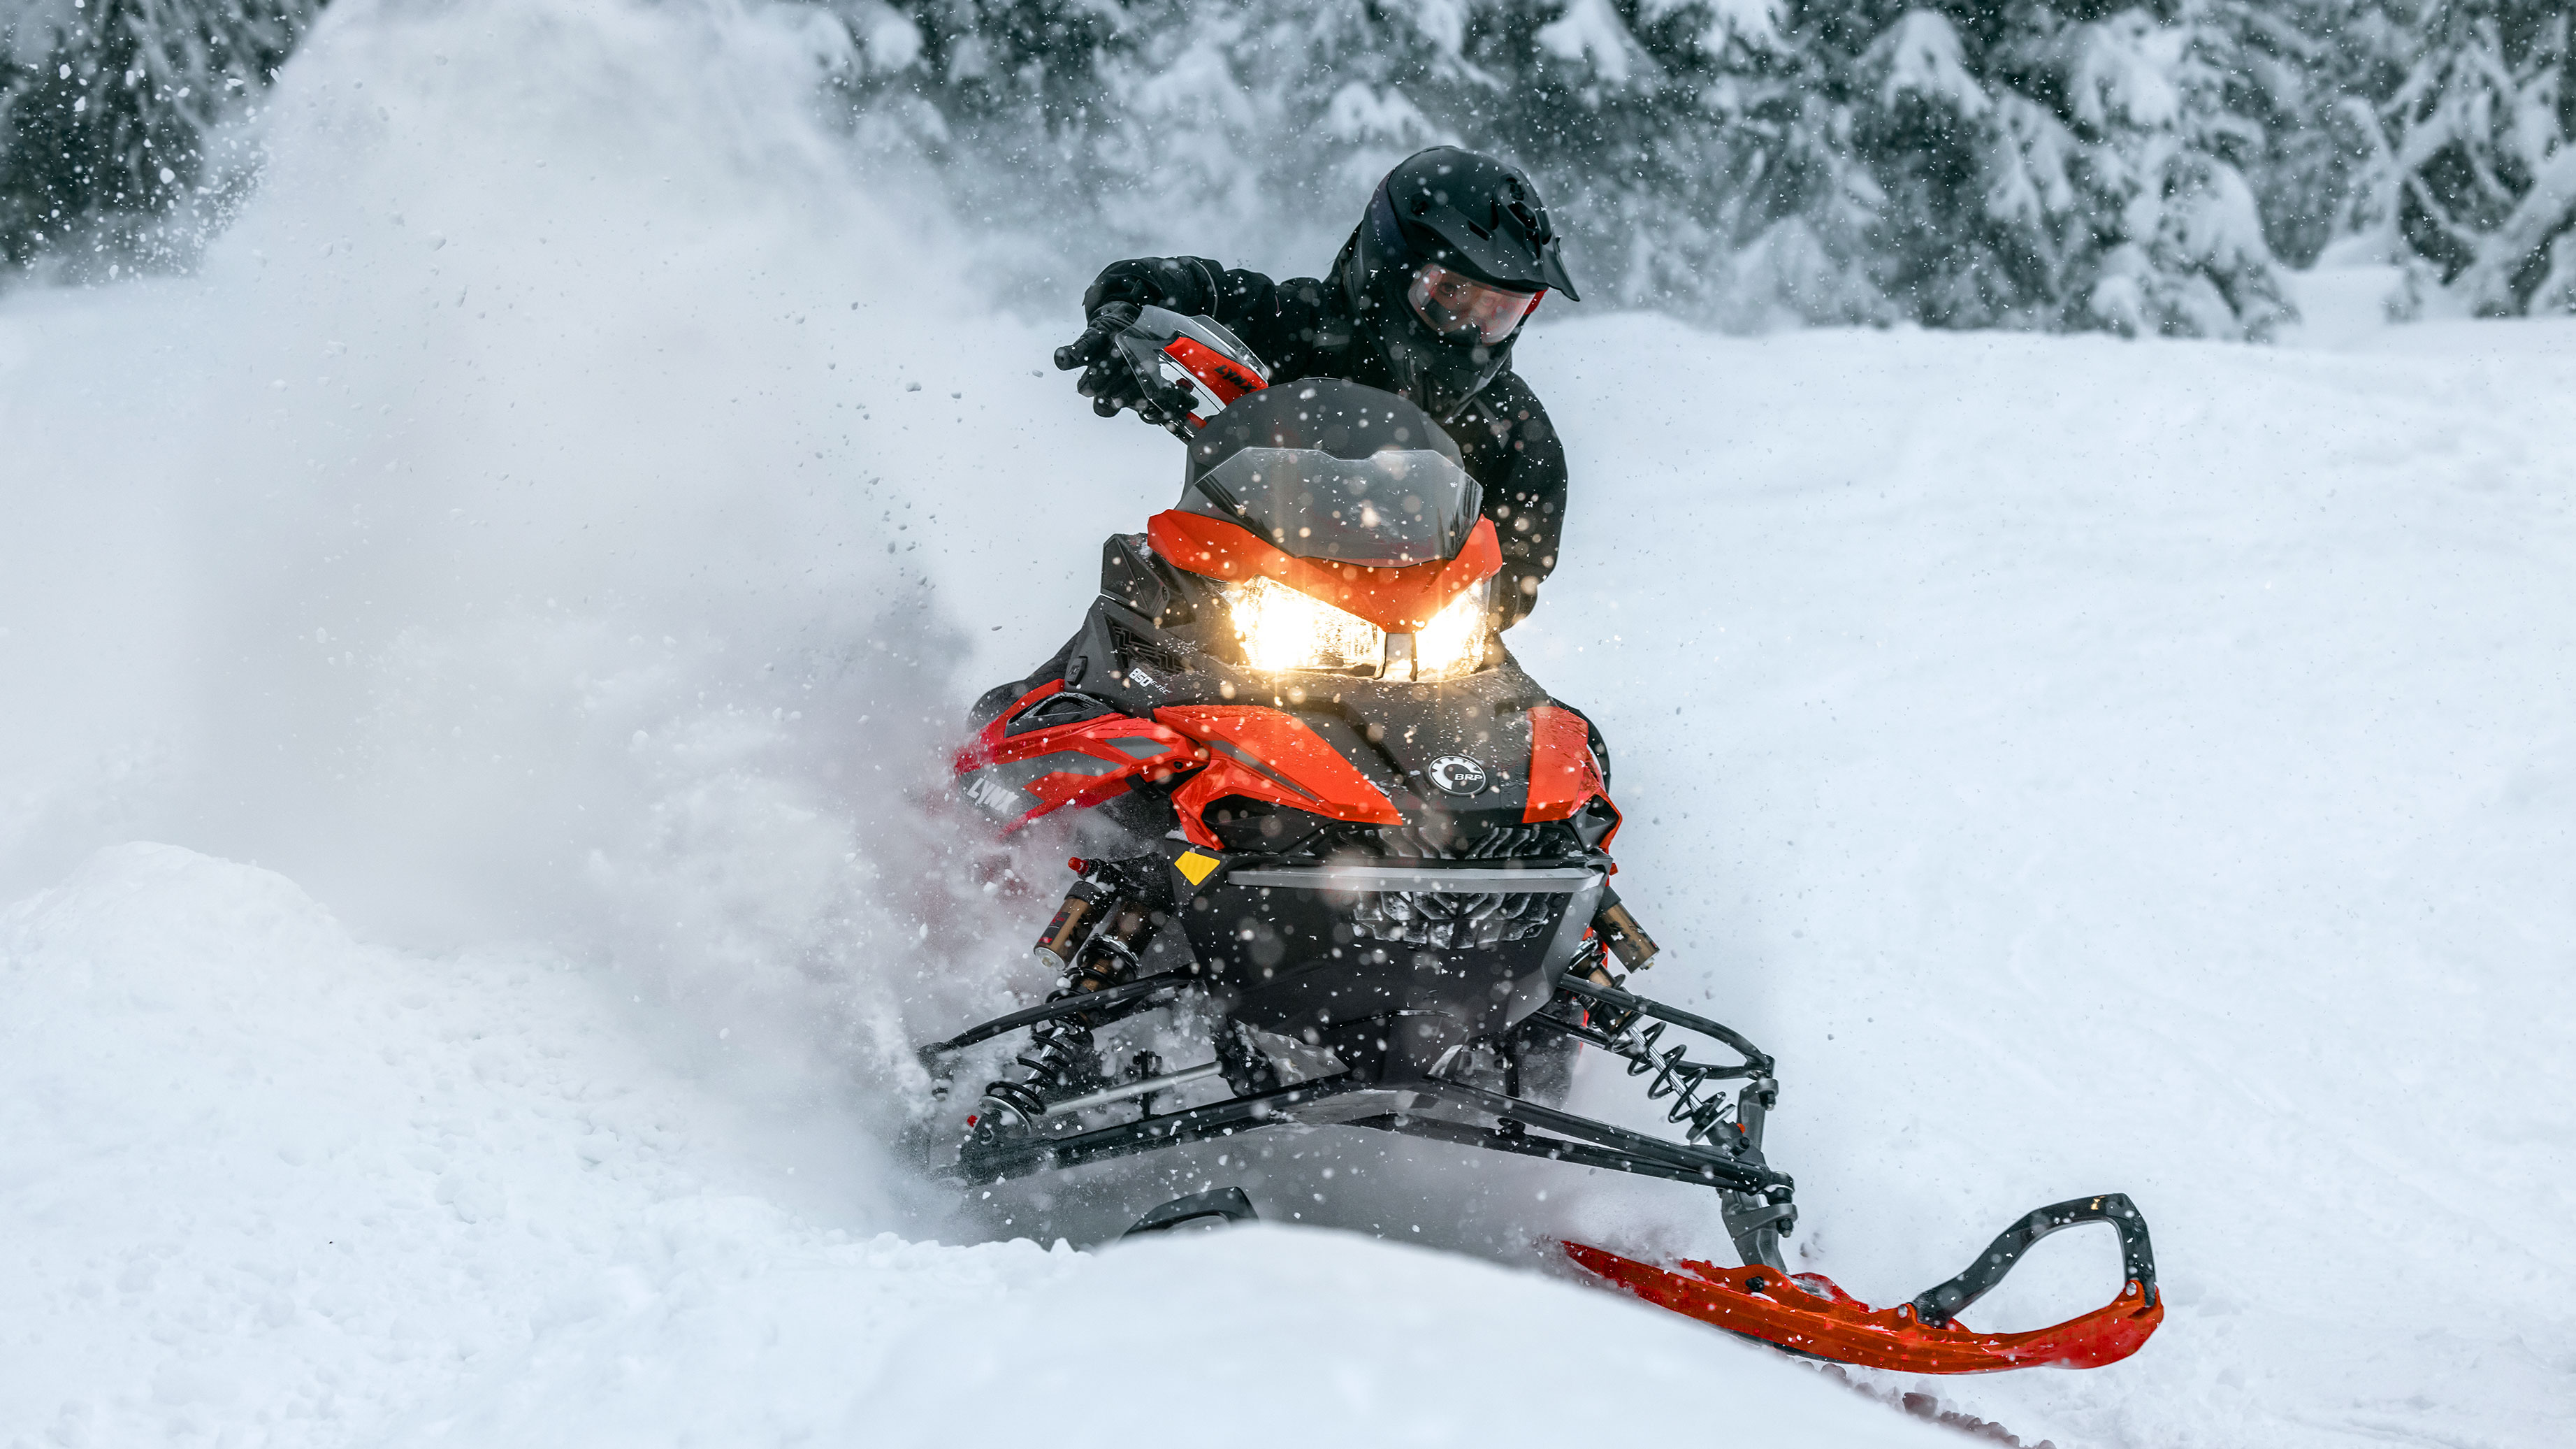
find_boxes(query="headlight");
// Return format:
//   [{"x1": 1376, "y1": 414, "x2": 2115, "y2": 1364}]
[
  {"x1": 1409, "y1": 586, "x2": 1488, "y2": 681},
  {"x1": 1231, "y1": 576, "x2": 1384, "y2": 674},
  {"x1": 1226, "y1": 577, "x2": 1489, "y2": 681}
]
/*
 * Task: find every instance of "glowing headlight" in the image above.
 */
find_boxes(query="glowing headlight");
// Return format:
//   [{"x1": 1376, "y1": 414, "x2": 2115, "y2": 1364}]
[
  {"x1": 1227, "y1": 577, "x2": 1489, "y2": 681},
  {"x1": 1231, "y1": 577, "x2": 1383, "y2": 674},
  {"x1": 1410, "y1": 586, "x2": 1489, "y2": 681}
]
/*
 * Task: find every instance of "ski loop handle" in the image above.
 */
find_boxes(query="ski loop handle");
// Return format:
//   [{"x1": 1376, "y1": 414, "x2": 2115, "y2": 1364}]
[{"x1": 1911, "y1": 1192, "x2": 2158, "y2": 1327}]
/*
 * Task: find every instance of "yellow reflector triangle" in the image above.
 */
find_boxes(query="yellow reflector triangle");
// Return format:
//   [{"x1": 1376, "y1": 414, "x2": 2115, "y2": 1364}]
[{"x1": 1174, "y1": 850, "x2": 1221, "y2": 886}]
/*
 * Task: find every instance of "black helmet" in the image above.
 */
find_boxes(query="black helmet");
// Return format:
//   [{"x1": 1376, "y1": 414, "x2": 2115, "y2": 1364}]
[{"x1": 1340, "y1": 147, "x2": 1578, "y2": 420}]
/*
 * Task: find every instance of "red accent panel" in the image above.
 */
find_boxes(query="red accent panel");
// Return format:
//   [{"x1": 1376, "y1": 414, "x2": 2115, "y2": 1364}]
[
  {"x1": 1562, "y1": 1242, "x2": 2162, "y2": 1375},
  {"x1": 953, "y1": 679, "x2": 1065, "y2": 779},
  {"x1": 1155, "y1": 705, "x2": 1405, "y2": 849},
  {"x1": 1163, "y1": 335, "x2": 1265, "y2": 408},
  {"x1": 1523, "y1": 703, "x2": 1618, "y2": 842},
  {"x1": 953, "y1": 681, "x2": 1207, "y2": 833},
  {"x1": 1147, "y1": 512, "x2": 1503, "y2": 634}
]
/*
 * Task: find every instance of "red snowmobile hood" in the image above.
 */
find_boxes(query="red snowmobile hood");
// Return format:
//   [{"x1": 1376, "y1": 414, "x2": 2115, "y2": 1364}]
[{"x1": 1147, "y1": 509, "x2": 1502, "y2": 635}]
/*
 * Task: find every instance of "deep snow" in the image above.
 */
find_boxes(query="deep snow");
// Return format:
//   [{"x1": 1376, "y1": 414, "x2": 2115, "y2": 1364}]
[
  {"x1": 1, "y1": 843, "x2": 1958, "y2": 1448},
  {"x1": 4, "y1": 1, "x2": 2573, "y2": 1446}
]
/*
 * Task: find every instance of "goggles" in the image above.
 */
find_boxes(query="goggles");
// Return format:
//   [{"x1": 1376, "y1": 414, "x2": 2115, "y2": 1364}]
[{"x1": 1407, "y1": 261, "x2": 1542, "y2": 345}]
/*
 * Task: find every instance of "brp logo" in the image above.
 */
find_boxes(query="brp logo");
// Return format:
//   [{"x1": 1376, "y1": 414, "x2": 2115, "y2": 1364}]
[{"x1": 1426, "y1": 755, "x2": 1489, "y2": 796}]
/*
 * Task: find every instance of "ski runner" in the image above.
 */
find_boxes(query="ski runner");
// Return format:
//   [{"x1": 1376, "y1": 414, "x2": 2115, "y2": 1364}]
[{"x1": 1054, "y1": 147, "x2": 1579, "y2": 628}]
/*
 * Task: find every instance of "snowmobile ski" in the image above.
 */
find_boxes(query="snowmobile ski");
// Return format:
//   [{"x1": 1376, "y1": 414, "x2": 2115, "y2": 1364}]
[{"x1": 1563, "y1": 1193, "x2": 2162, "y2": 1373}]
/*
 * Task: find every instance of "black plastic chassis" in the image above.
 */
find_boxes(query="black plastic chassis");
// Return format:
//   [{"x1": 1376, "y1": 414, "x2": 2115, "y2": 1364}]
[
  {"x1": 955, "y1": 1069, "x2": 1782, "y2": 1192},
  {"x1": 923, "y1": 970, "x2": 1802, "y2": 1268}
]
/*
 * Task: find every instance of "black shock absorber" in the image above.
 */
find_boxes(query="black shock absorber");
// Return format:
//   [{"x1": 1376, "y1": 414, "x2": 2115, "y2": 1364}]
[{"x1": 974, "y1": 871, "x2": 1157, "y2": 1139}]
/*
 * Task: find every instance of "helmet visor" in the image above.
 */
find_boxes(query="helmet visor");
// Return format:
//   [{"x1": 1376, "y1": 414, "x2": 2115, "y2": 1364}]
[
  {"x1": 1191, "y1": 445, "x2": 1481, "y2": 568},
  {"x1": 1408, "y1": 261, "x2": 1542, "y2": 345}
]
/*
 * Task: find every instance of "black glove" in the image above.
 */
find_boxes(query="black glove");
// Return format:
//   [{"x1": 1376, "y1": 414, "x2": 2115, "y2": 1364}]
[
  {"x1": 1081, "y1": 257, "x2": 1213, "y2": 318},
  {"x1": 1052, "y1": 300, "x2": 1198, "y2": 426}
]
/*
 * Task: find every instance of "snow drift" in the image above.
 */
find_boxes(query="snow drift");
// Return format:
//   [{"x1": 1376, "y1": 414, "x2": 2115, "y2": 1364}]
[{"x1": 5, "y1": 842, "x2": 1957, "y2": 1448}]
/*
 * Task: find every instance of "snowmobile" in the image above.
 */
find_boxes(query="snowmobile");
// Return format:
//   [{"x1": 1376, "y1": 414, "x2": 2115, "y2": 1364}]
[{"x1": 915, "y1": 308, "x2": 2162, "y2": 1374}]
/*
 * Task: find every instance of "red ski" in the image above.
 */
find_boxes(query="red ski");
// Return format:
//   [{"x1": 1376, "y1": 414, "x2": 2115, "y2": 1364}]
[{"x1": 1566, "y1": 1194, "x2": 2162, "y2": 1373}]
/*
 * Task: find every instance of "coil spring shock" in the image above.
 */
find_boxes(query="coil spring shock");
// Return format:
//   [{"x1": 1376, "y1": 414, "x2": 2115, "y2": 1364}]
[
  {"x1": 1570, "y1": 896, "x2": 1797, "y2": 1262},
  {"x1": 1593, "y1": 997, "x2": 1791, "y2": 1264},
  {"x1": 1614, "y1": 1018, "x2": 1738, "y2": 1144},
  {"x1": 972, "y1": 879, "x2": 1153, "y2": 1139},
  {"x1": 1572, "y1": 897, "x2": 1738, "y2": 1149}
]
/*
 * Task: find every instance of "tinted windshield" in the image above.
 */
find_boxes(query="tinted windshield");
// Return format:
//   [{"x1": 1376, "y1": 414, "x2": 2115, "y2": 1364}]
[{"x1": 1185, "y1": 445, "x2": 1480, "y2": 568}]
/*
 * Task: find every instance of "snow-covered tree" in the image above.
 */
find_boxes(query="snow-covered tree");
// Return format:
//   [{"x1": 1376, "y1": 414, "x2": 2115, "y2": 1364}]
[
  {"x1": 2172, "y1": 0, "x2": 2343, "y2": 266},
  {"x1": 1809, "y1": 3, "x2": 2294, "y2": 336},
  {"x1": 1477, "y1": 1, "x2": 1886, "y2": 326},
  {"x1": 39, "y1": 0, "x2": 2561, "y2": 336},
  {"x1": 1476, "y1": 2, "x2": 2296, "y2": 335},
  {"x1": 0, "y1": 0, "x2": 317, "y2": 277},
  {"x1": 2344, "y1": 1, "x2": 2575, "y2": 313}
]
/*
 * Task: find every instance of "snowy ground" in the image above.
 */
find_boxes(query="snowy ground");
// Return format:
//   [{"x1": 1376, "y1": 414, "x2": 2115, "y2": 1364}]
[{"x1": 4, "y1": 1, "x2": 2572, "y2": 1446}]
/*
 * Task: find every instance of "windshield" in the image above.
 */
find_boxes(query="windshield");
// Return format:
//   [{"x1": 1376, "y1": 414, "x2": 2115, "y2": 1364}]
[{"x1": 1185, "y1": 445, "x2": 1480, "y2": 568}]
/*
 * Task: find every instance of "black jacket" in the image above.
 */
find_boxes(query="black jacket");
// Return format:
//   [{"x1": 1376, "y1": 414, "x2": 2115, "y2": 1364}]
[{"x1": 1089, "y1": 255, "x2": 1569, "y2": 628}]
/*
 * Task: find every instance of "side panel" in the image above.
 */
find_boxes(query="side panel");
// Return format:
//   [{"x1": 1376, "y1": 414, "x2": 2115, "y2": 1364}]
[
  {"x1": 1524, "y1": 702, "x2": 1619, "y2": 843},
  {"x1": 1156, "y1": 705, "x2": 1406, "y2": 848},
  {"x1": 953, "y1": 680, "x2": 1206, "y2": 832}
]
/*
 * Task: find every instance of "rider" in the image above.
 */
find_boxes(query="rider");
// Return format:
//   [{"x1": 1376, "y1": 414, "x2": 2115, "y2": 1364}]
[{"x1": 1053, "y1": 147, "x2": 1579, "y2": 628}]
